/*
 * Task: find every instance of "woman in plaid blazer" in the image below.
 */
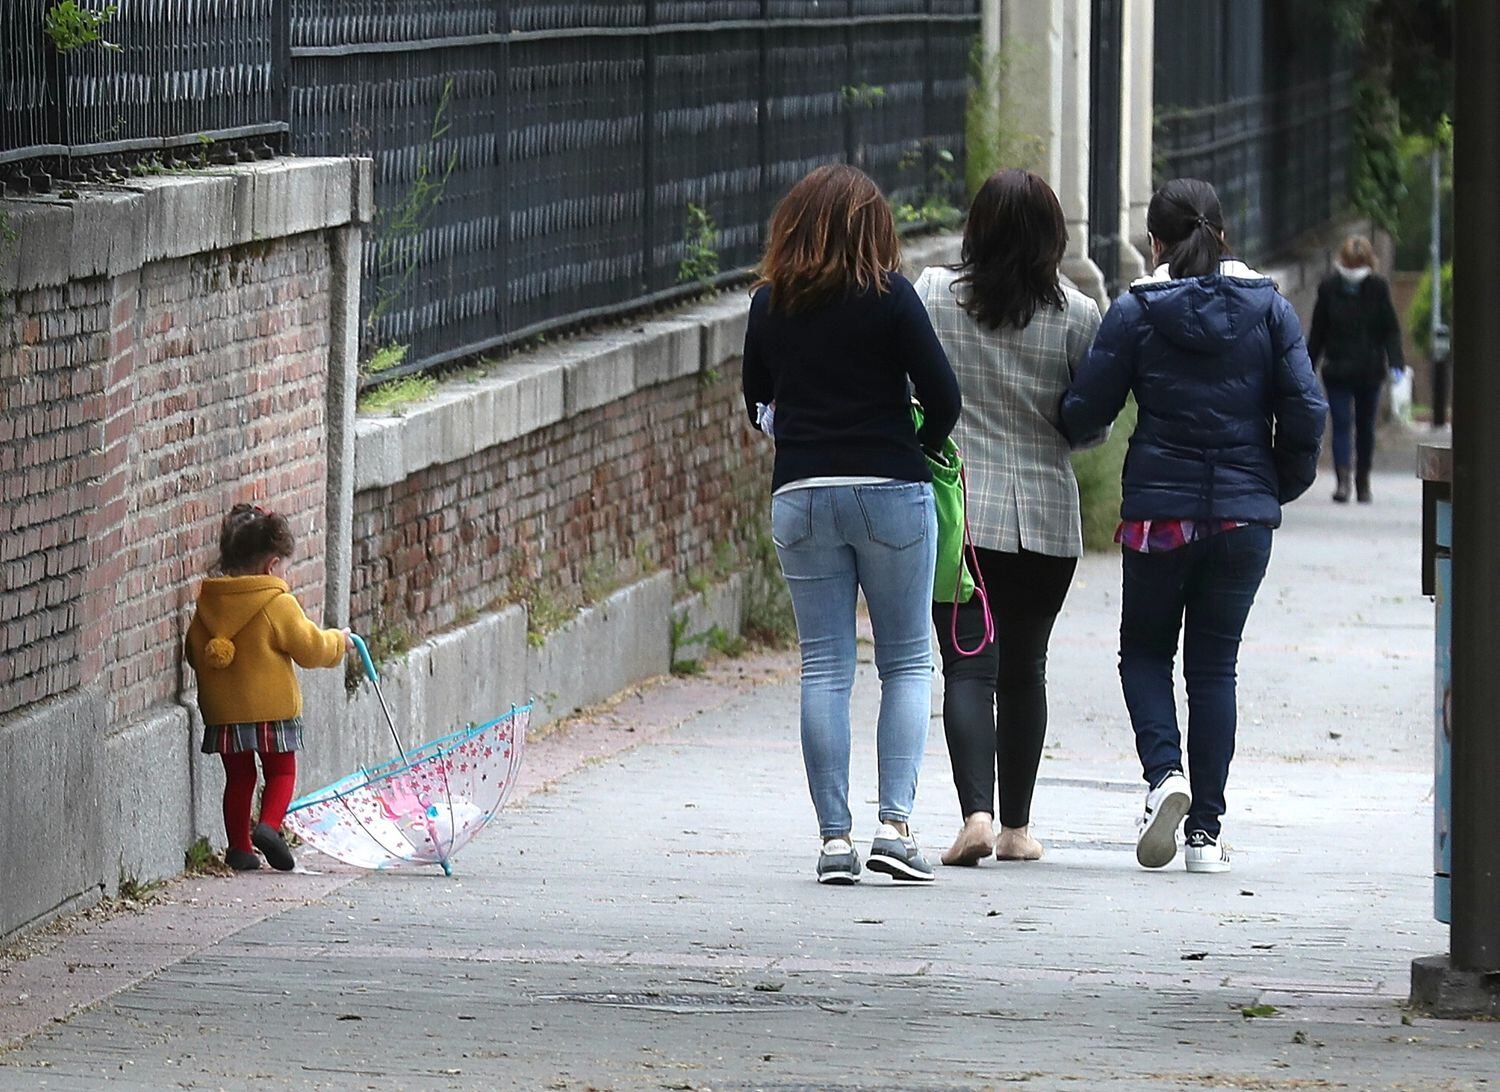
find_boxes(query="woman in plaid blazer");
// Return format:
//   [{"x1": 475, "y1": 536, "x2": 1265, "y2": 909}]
[{"x1": 914, "y1": 169, "x2": 1104, "y2": 867}]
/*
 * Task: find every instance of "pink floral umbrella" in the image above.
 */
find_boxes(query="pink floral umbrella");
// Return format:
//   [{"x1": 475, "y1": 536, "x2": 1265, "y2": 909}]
[{"x1": 285, "y1": 635, "x2": 526, "y2": 876}]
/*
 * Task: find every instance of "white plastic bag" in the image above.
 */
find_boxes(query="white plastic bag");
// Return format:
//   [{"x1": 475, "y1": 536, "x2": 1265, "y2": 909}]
[{"x1": 1389, "y1": 368, "x2": 1413, "y2": 424}]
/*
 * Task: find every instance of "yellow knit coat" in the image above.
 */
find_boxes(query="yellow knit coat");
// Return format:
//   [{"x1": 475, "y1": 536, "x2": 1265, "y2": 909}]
[{"x1": 185, "y1": 575, "x2": 346, "y2": 725}]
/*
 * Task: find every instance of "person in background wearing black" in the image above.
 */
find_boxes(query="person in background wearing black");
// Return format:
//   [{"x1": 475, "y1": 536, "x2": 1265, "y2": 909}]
[{"x1": 1307, "y1": 234, "x2": 1406, "y2": 504}]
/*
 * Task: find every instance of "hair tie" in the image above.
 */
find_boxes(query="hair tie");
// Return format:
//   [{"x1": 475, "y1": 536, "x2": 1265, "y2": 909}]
[{"x1": 1195, "y1": 216, "x2": 1211, "y2": 228}]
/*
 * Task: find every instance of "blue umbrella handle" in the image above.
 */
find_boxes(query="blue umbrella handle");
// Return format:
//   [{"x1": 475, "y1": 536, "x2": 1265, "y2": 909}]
[
  {"x1": 348, "y1": 633, "x2": 410, "y2": 764},
  {"x1": 350, "y1": 633, "x2": 379, "y2": 683}
]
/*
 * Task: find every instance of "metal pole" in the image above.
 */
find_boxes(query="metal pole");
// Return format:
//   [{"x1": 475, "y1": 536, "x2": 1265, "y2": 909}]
[
  {"x1": 1428, "y1": 145, "x2": 1448, "y2": 427},
  {"x1": 1429, "y1": 147, "x2": 1442, "y2": 338},
  {"x1": 1450, "y1": 0, "x2": 1500, "y2": 974}
]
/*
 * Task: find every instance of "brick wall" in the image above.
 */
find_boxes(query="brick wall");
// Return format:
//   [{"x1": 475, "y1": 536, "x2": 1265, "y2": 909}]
[
  {"x1": 349, "y1": 369, "x2": 770, "y2": 641},
  {"x1": 0, "y1": 235, "x2": 334, "y2": 722},
  {"x1": 0, "y1": 279, "x2": 111, "y2": 712}
]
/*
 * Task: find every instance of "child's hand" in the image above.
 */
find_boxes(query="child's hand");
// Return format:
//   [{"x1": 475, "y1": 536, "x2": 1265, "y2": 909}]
[{"x1": 343, "y1": 629, "x2": 355, "y2": 655}]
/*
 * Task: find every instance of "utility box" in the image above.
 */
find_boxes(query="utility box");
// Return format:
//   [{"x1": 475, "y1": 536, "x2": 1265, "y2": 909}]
[{"x1": 1419, "y1": 441, "x2": 1453, "y2": 923}]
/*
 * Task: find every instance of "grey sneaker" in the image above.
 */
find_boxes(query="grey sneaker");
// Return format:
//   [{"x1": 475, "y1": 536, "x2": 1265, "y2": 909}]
[
  {"x1": 866, "y1": 823, "x2": 935, "y2": 882},
  {"x1": 817, "y1": 837, "x2": 861, "y2": 885}
]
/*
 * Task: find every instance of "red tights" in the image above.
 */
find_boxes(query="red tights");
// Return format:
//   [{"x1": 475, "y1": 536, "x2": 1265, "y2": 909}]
[{"x1": 220, "y1": 751, "x2": 297, "y2": 854}]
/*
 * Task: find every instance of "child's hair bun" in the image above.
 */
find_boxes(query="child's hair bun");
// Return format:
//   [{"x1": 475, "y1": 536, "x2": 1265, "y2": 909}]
[{"x1": 204, "y1": 636, "x2": 236, "y2": 669}]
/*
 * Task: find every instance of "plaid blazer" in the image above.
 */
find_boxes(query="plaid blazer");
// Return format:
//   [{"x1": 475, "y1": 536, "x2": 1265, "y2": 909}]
[{"x1": 914, "y1": 266, "x2": 1104, "y2": 558}]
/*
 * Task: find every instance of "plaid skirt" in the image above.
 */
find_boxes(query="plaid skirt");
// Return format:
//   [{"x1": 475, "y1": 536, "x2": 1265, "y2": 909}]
[{"x1": 200, "y1": 717, "x2": 304, "y2": 755}]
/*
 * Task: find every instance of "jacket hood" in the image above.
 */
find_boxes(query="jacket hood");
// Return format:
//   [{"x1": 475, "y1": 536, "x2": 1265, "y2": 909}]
[
  {"x1": 196, "y1": 576, "x2": 288, "y2": 640},
  {"x1": 1130, "y1": 260, "x2": 1278, "y2": 353}
]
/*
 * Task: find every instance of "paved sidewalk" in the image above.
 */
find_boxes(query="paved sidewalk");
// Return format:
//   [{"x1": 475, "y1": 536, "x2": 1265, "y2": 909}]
[{"x1": 4, "y1": 466, "x2": 1497, "y2": 1090}]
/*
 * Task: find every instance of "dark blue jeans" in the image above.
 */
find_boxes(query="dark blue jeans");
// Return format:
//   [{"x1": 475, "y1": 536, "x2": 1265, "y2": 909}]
[
  {"x1": 1119, "y1": 525, "x2": 1273, "y2": 838},
  {"x1": 1324, "y1": 380, "x2": 1380, "y2": 475}
]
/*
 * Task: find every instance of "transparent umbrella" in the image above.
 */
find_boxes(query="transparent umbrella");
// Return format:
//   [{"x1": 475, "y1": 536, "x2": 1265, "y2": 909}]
[{"x1": 285, "y1": 634, "x2": 526, "y2": 876}]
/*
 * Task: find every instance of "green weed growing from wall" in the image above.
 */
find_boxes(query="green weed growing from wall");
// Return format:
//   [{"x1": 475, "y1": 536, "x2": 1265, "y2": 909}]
[
  {"x1": 44, "y1": 1, "x2": 120, "y2": 53},
  {"x1": 677, "y1": 203, "x2": 720, "y2": 287}
]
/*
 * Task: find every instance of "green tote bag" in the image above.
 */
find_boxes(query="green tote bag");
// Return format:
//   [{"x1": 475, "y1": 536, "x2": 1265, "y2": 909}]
[
  {"x1": 911, "y1": 404, "x2": 973, "y2": 604},
  {"x1": 913, "y1": 405, "x2": 994, "y2": 656}
]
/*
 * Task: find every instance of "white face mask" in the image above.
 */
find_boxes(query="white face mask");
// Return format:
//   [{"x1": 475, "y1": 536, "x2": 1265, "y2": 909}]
[{"x1": 1335, "y1": 261, "x2": 1372, "y2": 284}]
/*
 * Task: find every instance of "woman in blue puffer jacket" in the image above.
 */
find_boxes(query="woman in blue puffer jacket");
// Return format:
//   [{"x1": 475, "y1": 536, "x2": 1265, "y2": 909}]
[{"x1": 1060, "y1": 178, "x2": 1326, "y2": 876}]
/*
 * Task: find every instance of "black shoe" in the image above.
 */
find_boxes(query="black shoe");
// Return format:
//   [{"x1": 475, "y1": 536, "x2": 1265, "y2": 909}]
[
  {"x1": 226, "y1": 847, "x2": 261, "y2": 871},
  {"x1": 1332, "y1": 470, "x2": 1352, "y2": 504},
  {"x1": 252, "y1": 823, "x2": 296, "y2": 872},
  {"x1": 1356, "y1": 471, "x2": 1373, "y2": 504}
]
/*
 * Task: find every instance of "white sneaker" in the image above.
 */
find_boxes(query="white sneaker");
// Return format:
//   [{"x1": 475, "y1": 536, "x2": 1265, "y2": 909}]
[
  {"x1": 1136, "y1": 772, "x2": 1192, "y2": 869},
  {"x1": 1184, "y1": 830, "x2": 1231, "y2": 873}
]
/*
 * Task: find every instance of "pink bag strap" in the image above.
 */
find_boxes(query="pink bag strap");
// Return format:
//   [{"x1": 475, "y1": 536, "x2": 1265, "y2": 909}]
[{"x1": 949, "y1": 461, "x2": 994, "y2": 657}]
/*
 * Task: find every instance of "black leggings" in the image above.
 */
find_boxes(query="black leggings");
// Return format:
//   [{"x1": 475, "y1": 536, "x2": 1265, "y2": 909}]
[{"x1": 933, "y1": 547, "x2": 1078, "y2": 828}]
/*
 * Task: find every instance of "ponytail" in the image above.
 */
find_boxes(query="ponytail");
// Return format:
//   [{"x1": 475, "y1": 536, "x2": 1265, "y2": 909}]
[{"x1": 1147, "y1": 178, "x2": 1229, "y2": 279}]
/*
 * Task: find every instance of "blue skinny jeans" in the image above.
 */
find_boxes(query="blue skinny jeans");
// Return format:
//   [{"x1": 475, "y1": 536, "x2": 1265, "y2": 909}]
[{"x1": 772, "y1": 482, "x2": 938, "y2": 838}]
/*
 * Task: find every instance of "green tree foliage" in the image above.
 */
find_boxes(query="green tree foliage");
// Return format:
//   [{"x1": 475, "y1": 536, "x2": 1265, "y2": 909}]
[
  {"x1": 1328, "y1": 0, "x2": 1453, "y2": 134},
  {"x1": 1406, "y1": 261, "x2": 1452, "y2": 349},
  {"x1": 1351, "y1": 82, "x2": 1406, "y2": 234},
  {"x1": 1325, "y1": 1, "x2": 1453, "y2": 234},
  {"x1": 964, "y1": 40, "x2": 1044, "y2": 198}
]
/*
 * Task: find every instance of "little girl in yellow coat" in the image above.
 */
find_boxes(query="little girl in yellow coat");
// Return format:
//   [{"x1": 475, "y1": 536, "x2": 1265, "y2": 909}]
[{"x1": 185, "y1": 504, "x2": 351, "y2": 872}]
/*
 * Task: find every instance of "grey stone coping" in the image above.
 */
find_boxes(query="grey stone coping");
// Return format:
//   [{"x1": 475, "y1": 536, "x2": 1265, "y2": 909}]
[
  {"x1": 353, "y1": 232, "x2": 964, "y2": 494},
  {"x1": 0, "y1": 157, "x2": 374, "y2": 294}
]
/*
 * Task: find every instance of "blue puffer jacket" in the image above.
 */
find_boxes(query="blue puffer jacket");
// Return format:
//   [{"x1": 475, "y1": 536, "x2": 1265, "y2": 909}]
[{"x1": 1060, "y1": 262, "x2": 1326, "y2": 527}]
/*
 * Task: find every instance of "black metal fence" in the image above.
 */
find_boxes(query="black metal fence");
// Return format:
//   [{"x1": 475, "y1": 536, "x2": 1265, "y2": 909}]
[
  {"x1": 0, "y1": 0, "x2": 288, "y2": 189},
  {"x1": 1, "y1": 3, "x2": 979, "y2": 381},
  {"x1": 1153, "y1": 0, "x2": 1354, "y2": 265},
  {"x1": 287, "y1": 2, "x2": 979, "y2": 382}
]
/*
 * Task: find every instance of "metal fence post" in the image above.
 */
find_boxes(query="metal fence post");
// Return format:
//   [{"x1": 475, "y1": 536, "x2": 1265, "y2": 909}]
[
  {"x1": 843, "y1": 0, "x2": 856, "y2": 166},
  {"x1": 642, "y1": 0, "x2": 657, "y2": 293},
  {"x1": 43, "y1": 11, "x2": 68, "y2": 174},
  {"x1": 497, "y1": 0, "x2": 512, "y2": 338},
  {"x1": 271, "y1": 0, "x2": 290, "y2": 153},
  {"x1": 757, "y1": 0, "x2": 770, "y2": 223}
]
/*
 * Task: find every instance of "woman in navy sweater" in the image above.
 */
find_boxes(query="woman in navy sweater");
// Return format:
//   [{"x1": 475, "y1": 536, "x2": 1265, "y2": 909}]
[
  {"x1": 1061, "y1": 178, "x2": 1325, "y2": 875},
  {"x1": 742, "y1": 164, "x2": 960, "y2": 885}
]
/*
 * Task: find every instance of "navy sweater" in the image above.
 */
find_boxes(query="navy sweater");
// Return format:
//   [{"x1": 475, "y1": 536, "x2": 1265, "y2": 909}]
[{"x1": 741, "y1": 273, "x2": 961, "y2": 492}]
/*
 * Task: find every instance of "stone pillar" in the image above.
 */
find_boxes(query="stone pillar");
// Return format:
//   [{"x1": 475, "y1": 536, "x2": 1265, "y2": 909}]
[
  {"x1": 323, "y1": 215, "x2": 367, "y2": 630},
  {"x1": 981, "y1": 0, "x2": 1002, "y2": 88},
  {"x1": 1001, "y1": 0, "x2": 1108, "y2": 308},
  {"x1": 999, "y1": 0, "x2": 1064, "y2": 183},
  {"x1": 1117, "y1": 0, "x2": 1155, "y2": 282}
]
